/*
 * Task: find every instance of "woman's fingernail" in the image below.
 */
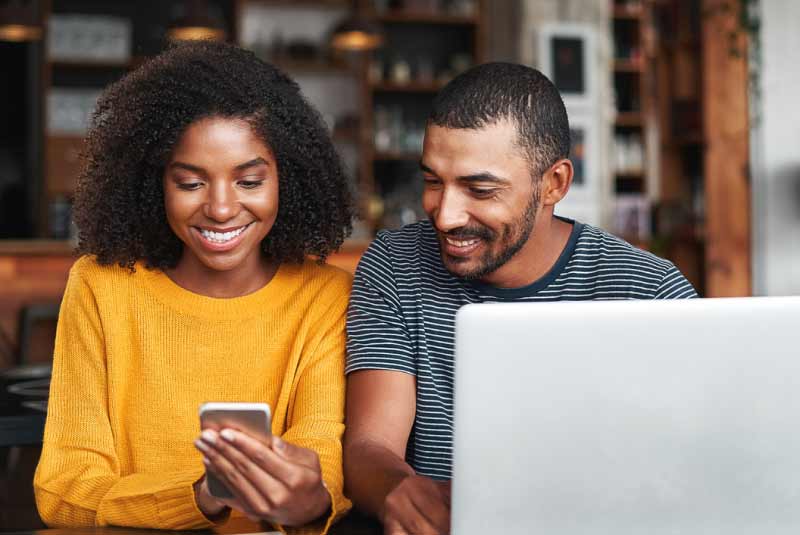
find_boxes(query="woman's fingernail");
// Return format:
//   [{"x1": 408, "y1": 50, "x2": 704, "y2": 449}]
[
  {"x1": 202, "y1": 456, "x2": 211, "y2": 466},
  {"x1": 273, "y1": 436, "x2": 285, "y2": 451},
  {"x1": 201, "y1": 430, "x2": 217, "y2": 444},
  {"x1": 195, "y1": 439, "x2": 209, "y2": 452},
  {"x1": 220, "y1": 429, "x2": 236, "y2": 442}
]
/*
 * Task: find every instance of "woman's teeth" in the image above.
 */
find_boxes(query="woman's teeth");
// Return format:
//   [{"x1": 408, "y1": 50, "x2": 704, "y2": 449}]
[
  {"x1": 200, "y1": 225, "x2": 248, "y2": 243},
  {"x1": 445, "y1": 237, "x2": 479, "y2": 247}
]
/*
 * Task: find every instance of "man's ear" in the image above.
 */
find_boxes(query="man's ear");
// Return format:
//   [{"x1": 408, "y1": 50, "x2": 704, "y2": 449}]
[{"x1": 540, "y1": 159, "x2": 573, "y2": 206}]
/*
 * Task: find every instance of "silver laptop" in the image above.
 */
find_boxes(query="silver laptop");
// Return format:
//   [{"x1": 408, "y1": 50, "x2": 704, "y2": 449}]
[{"x1": 451, "y1": 297, "x2": 800, "y2": 535}]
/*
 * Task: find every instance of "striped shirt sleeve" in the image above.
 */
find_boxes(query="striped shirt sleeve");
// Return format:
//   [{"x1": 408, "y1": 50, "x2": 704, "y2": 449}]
[
  {"x1": 655, "y1": 264, "x2": 698, "y2": 299},
  {"x1": 346, "y1": 236, "x2": 417, "y2": 376}
]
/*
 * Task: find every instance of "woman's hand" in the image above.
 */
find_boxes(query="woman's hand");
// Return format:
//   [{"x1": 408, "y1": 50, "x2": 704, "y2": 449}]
[
  {"x1": 194, "y1": 429, "x2": 331, "y2": 526},
  {"x1": 192, "y1": 475, "x2": 229, "y2": 519}
]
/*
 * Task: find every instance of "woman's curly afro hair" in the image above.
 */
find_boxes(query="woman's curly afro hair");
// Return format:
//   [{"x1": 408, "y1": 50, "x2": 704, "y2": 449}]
[{"x1": 73, "y1": 40, "x2": 354, "y2": 270}]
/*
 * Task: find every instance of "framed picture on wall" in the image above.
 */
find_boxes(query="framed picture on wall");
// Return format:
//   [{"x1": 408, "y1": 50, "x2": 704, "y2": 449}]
[
  {"x1": 538, "y1": 23, "x2": 596, "y2": 110},
  {"x1": 554, "y1": 111, "x2": 600, "y2": 225},
  {"x1": 565, "y1": 112, "x2": 597, "y2": 198},
  {"x1": 570, "y1": 125, "x2": 587, "y2": 187}
]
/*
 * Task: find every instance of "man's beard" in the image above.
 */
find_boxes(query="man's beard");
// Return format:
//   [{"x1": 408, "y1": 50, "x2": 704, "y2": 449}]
[{"x1": 438, "y1": 190, "x2": 540, "y2": 281}]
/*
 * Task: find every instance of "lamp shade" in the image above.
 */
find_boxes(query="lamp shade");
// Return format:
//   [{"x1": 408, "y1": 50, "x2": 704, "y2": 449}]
[
  {"x1": 331, "y1": 16, "x2": 383, "y2": 52},
  {"x1": 167, "y1": 0, "x2": 226, "y2": 42},
  {"x1": 0, "y1": 1, "x2": 42, "y2": 42}
]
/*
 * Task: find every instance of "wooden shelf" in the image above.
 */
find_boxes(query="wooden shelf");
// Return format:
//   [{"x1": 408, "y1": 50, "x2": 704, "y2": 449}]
[
  {"x1": 331, "y1": 127, "x2": 359, "y2": 144},
  {"x1": 48, "y1": 55, "x2": 149, "y2": 70},
  {"x1": 0, "y1": 240, "x2": 75, "y2": 256},
  {"x1": 613, "y1": 4, "x2": 643, "y2": 19},
  {"x1": 614, "y1": 59, "x2": 643, "y2": 72},
  {"x1": 371, "y1": 81, "x2": 445, "y2": 93},
  {"x1": 614, "y1": 170, "x2": 645, "y2": 179},
  {"x1": 48, "y1": 59, "x2": 131, "y2": 69},
  {"x1": 677, "y1": 131, "x2": 705, "y2": 146},
  {"x1": 371, "y1": 10, "x2": 479, "y2": 25},
  {"x1": 271, "y1": 58, "x2": 354, "y2": 74},
  {"x1": 615, "y1": 112, "x2": 643, "y2": 126},
  {"x1": 373, "y1": 151, "x2": 420, "y2": 161},
  {"x1": 245, "y1": 0, "x2": 348, "y2": 6},
  {"x1": 615, "y1": 175, "x2": 646, "y2": 194}
]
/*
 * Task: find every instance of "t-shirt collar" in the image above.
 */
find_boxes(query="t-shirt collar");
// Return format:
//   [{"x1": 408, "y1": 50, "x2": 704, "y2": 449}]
[{"x1": 466, "y1": 216, "x2": 583, "y2": 299}]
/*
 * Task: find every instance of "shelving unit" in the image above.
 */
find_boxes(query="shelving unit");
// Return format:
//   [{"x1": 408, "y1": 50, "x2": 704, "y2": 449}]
[
  {"x1": 369, "y1": 10, "x2": 478, "y2": 25},
  {"x1": 611, "y1": 0, "x2": 651, "y2": 198},
  {"x1": 613, "y1": 59, "x2": 642, "y2": 73},
  {"x1": 24, "y1": 0, "x2": 486, "y2": 242},
  {"x1": 36, "y1": 0, "x2": 239, "y2": 238},
  {"x1": 650, "y1": 0, "x2": 706, "y2": 293},
  {"x1": 608, "y1": 0, "x2": 752, "y2": 296},
  {"x1": 355, "y1": 0, "x2": 486, "y2": 233}
]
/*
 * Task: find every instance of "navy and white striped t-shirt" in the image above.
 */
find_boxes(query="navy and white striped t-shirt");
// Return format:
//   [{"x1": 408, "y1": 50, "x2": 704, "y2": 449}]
[{"x1": 345, "y1": 218, "x2": 697, "y2": 480}]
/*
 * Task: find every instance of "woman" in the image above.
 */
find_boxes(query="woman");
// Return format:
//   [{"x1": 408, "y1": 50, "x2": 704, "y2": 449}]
[{"x1": 34, "y1": 41, "x2": 353, "y2": 533}]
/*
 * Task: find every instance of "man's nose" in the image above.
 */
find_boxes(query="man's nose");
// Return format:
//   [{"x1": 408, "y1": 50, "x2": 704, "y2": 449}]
[{"x1": 434, "y1": 189, "x2": 470, "y2": 233}]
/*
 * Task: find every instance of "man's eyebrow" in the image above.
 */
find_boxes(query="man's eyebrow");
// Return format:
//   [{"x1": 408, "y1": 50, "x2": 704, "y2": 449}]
[
  {"x1": 456, "y1": 172, "x2": 511, "y2": 185},
  {"x1": 420, "y1": 162, "x2": 510, "y2": 185},
  {"x1": 234, "y1": 157, "x2": 269, "y2": 171},
  {"x1": 420, "y1": 162, "x2": 436, "y2": 175}
]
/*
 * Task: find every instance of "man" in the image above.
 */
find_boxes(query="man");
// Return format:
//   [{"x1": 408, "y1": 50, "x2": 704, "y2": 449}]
[{"x1": 344, "y1": 62, "x2": 696, "y2": 535}]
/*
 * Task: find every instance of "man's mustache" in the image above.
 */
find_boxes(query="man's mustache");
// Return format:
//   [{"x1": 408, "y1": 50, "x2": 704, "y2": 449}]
[{"x1": 438, "y1": 225, "x2": 495, "y2": 241}]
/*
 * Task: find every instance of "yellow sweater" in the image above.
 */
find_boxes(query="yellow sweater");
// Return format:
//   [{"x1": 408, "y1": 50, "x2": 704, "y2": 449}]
[{"x1": 34, "y1": 256, "x2": 352, "y2": 532}]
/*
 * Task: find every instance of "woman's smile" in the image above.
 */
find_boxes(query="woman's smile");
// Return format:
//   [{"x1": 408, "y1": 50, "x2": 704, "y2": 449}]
[{"x1": 192, "y1": 222, "x2": 254, "y2": 252}]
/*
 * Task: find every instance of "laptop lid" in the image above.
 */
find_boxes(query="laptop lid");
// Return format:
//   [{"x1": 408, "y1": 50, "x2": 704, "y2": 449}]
[{"x1": 451, "y1": 297, "x2": 800, "y2": 535}]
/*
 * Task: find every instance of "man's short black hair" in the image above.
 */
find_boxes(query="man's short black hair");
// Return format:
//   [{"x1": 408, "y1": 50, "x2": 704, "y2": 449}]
[
  {"x1": 74, "y1": 40, "x2": 353, "y2": 271},
  {"x1": 429, "y1": 62, "x2": 570, "y2": 178}
]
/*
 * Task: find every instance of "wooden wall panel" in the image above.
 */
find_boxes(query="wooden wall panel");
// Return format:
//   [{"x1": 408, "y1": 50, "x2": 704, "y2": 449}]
[
  {"x1": 702, "y1": 0, "x2": 752, "y2": 296},
  {"x1": 0, "y1": 253, "x2": 75, "y2": 368}
]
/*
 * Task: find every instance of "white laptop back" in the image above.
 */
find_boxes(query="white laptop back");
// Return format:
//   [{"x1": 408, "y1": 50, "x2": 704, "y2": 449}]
[{"x1": 451, "y1": 297, "x2": 800, "y2": 535}]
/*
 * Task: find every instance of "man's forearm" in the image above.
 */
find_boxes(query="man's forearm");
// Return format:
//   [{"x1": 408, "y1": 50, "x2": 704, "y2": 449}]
[{"x1": 344, "y1": 440, "x2": 416, "y2": 518}]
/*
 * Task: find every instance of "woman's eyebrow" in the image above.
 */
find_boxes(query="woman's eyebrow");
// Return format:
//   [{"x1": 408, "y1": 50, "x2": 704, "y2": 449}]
[
  {"x1": 168, "y1": 158, "x2": 269, "y2": 174},
  {"x1": 168, "y1": 161, "x2": 205, "y2": 174},
  {"x1": 235, "y1": 157, "x2": 269, "y2": 171}
]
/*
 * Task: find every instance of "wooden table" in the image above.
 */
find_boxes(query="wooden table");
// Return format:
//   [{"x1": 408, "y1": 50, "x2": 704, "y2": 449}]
[{"x1": 2, "y1": 514, "x2": 383, "y2": 535}]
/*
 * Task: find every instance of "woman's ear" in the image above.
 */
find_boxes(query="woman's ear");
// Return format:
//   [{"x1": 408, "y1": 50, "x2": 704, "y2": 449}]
[{"x1": 540, "y1": 158, "x2": 573, "y2": 206}]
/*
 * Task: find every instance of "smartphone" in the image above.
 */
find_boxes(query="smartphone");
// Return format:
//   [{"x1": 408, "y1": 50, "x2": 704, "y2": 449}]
[{"x1": 199, "y1": 402, "x2": 272, "y2": 499}]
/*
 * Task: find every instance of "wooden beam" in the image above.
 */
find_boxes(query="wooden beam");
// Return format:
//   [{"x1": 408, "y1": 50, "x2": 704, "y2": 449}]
[{"x1": 702, "y1": 0, "x2": 751, "y2": 296}]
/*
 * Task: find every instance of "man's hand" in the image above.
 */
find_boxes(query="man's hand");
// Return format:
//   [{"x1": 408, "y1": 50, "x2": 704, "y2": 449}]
[
  {"x1": 195, "y1": 429, "x2": 331, "y2": 526},
  {"x1": 382, "y1": 475, "x2": 451, "y2": 535}
]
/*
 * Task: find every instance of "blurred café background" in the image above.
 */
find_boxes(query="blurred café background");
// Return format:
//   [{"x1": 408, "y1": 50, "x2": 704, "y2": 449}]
[{"x1": 0, "y1": 0, "x2": 798, "y2": 528}]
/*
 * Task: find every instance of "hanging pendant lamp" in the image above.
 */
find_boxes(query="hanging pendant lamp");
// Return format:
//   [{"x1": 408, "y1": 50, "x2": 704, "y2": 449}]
[
  {"x1": 331, "y1": 15, "x2": 383, "y2": 52},
  {"x1": 167, "y1": 0, "x2": 226, "y2": 42},
  {"x1": 0, "y1": 0, "x2": 43, "y2": 42}
]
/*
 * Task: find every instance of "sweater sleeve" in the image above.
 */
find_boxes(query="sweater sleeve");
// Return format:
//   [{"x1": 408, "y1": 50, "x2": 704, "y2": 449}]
[
  {"x1": 279, "y1": 278, "x2": 352, "y2": 535},
  {"x1": 33, "y1": 262, "x2": 217, "y2": 530}
]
